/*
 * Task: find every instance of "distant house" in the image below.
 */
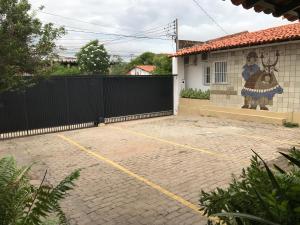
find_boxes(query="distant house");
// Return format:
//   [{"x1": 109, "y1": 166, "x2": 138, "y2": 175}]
[
  {"x1": 53, "y1": 56, "x2": 78, "y2": 67},
  {"x1": 127, "y1": 65, "x2": 156, "y2": 75}
]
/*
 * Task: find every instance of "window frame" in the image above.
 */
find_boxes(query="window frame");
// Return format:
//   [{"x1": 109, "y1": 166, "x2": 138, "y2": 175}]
[
  {"x1": 214, "y1": 61, "x2": 228, "y2": 84},
  {"x1": 184, "y1": 56, "x2": 190, "y2": 65},
  {"x1": 203, "y1": 65, "x2": 211, "y2": 86}
]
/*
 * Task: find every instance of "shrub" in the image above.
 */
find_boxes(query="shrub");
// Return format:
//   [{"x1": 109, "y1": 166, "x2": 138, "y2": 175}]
[
  {"x1": 47, "y1": 64, "x2": 81, "y2": 76},
  {"x1": 0, "y1": 156, "x2": 80, "y2": 225},
  {"x1": 180, "y1": 88, "x2": 210, "y2": 100},
  {"x1": 199, "y1": 147, "x2": 300, "y2": 225},
  {"x1": 283, "y1": 122, "x2": 299, "y2": 128}
]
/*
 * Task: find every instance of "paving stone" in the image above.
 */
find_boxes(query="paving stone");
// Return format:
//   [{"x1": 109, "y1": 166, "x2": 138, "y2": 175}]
[{"x1": 1, "y1": 115, "x2": 299, "y2": 225}]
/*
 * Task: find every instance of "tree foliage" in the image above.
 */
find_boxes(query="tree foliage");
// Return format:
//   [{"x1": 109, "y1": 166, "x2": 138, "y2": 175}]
[
  {"x1": 200, "y1": 147, "x2": 300, "y2": 225},
  {"x1": 110, "y1": 56, "x2": 128, "y2": 75},
  {"x1": 76, "y1": 40, "x2": 110, "y2": 75},
  {"x1": 152, "y1": 54, "x2": 172, "y2": 75},
  {"x1": 110, "y1": 52, "x2": 172, "y2": 75},
  {"x1": 0, "y1": 156, "x2": 80, "y2": 225},
  {"x1": 126, "y1": 52, "x2": 156, "y2": 71},
  {"x1": 46, "y1": 64, "x2": 81, "y2": 76},
  {"x1": 0, "y1": 0, "x2": 65, "y2": 92}
]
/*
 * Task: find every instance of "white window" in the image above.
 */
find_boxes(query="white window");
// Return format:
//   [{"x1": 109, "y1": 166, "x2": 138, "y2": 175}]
[
  {"x1": 204, "y1": 66, "x2": 210, "y2": 85},
  {"x1": 214, "y1": 61, "x2": 227, "y2": 83}
]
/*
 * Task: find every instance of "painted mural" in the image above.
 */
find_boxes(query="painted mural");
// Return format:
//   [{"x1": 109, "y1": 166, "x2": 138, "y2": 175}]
[{"x1": 241, "y1": 51, "x2": 283, "y2": 110}]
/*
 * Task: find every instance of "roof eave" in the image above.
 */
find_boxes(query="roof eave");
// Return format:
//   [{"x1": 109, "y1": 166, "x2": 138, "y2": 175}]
[{"x1": 174, "y1": 36, "x2": 300, "y2": 57}]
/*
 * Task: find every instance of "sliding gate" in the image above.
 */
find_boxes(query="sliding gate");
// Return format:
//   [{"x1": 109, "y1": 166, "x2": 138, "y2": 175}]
[{"x1": 0, "y1": 75, "x2": 173, "y2": 139}]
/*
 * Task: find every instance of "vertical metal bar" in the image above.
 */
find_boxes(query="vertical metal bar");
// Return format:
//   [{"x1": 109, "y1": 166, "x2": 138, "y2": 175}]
[
  {"x1": 225, "y1": 62, "x2": 227, "y2": 82},
  {"x1": 220, "y1": 62, "x2": 224, "y2": 83},
  {"x1": 65, "y1": 77, "x2": 71, "y2": 130},
  {"x1": 23, "y1": 91, "x2": 29, "y2": 136},
  {"x1": 100, "y1": 76, "x2": 105, "y2": 124}
]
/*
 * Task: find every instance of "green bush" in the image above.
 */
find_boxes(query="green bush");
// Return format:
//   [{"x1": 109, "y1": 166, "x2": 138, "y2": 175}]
[
  {"x1": 199, "y1": 147, "x2": 300, "y2": 225},
  {"x1": 48, "y1": 64, "x2": 81, "y2": 76},
  {"x1": 180, "y1": 88, "x2": 210, "y2": 99},
  {"x1": 283, "y1": 122, "x2": 299, "y2": 128},
  {"x1": 0, "y1": 156, "x2": 80, "y2": 225}
]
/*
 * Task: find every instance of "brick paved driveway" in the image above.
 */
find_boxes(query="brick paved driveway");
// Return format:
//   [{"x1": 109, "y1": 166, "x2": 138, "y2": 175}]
[{"x1": 1, "y1": 115, "x2": 300, "y2": 225}]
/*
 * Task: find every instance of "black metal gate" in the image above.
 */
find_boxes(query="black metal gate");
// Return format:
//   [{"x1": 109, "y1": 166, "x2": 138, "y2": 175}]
[{"x1": 0, "y1": 75, "x2": 173, "y2": 139}]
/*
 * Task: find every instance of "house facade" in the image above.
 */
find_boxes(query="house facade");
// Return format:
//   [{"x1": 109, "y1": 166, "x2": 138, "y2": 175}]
[
  {"x1": 173, "y1": 23, "x2": 300, "y2": 123},
  {"x1": 127, "y1": 65, "x2": 156, "y2": 75}
]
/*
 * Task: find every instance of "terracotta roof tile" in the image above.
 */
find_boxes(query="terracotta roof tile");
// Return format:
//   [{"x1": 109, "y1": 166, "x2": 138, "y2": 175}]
[
  {"x1": 135, "y1": 65, "x2": 156, "y2": 72},
  {"x1": 174, "y1": 22, "x2": 300, "y2": 57},
  {"x1": 231, "y1": 0, "x2": 300, "y2": 22}
]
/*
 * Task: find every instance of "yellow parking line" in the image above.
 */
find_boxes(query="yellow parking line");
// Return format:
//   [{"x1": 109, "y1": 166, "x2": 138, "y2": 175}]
[
  {"x1": 110, "y1": 126, "x2": 223, "y2": 157},
  {"x1": 56, "y1": 134, "x2": 219, "y2": 223}
]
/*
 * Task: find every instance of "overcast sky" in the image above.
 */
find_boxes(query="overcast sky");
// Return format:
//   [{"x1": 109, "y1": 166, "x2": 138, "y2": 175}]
[{"x1": 29, "y1": 0, "x2": 293, "y2": 59}]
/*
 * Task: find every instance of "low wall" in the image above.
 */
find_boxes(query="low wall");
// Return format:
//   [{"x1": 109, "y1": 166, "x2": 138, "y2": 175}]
[{"x1": 179, "y1": 98, "x2": 300, "y2": 125}]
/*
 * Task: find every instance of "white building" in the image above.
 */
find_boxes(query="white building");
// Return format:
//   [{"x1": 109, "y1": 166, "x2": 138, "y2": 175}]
[
  {"x1": 172, "y1": 23, "x2": 300, "y2": 123},
  {"x1": 127, "y1": 65, "x2": 156, "y2": 75}
]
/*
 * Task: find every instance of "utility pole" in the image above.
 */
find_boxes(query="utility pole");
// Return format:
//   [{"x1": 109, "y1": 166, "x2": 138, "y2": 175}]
[{"x1": 175, "y1": 18, "x2": 179, "y2": 52}]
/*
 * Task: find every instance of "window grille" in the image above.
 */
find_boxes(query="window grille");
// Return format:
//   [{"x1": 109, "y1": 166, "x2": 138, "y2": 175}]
[
  {"x1": 214, "y1": 61, "x2": 227, "y2": 83},
  {"x1": 204, "y1": 66, "x2": 210, "y2": 85}
]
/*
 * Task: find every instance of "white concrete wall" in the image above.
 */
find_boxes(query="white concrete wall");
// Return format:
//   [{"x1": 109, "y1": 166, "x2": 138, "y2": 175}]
[
  {"x1": 175, "y1": 54, "x2": 210, "y2": 91},
  {"x1": 172, "y1": 57, "x2": 185, "y2": 115},
  {"x1": 184, "y1": 55, "x2": 210, "y2": 91},
  {"x1": 128, "y1": 68, "x2": 151, "y2": 75},
  {"x1": 174, "y1": 42, "x2": 300, "y2": 113}
]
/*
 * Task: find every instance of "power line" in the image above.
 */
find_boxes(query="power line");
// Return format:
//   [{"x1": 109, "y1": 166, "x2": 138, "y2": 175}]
[
  {"x1": 38, "y1": 11, "x2": 134, "y2": 33},
  {"x1": 38, "y1": 11, "x2": 176, "y2": 46},
  {"x1": 192, "y1": 0, "x2": 228, "y2": 35},
  {"x1": 60, "y1": 24, "x2": 171, "y2": 38},
  {"x1": 41, "y1": 21, "x2": 173, "y2": 43},
  {"x1": 38, "y1": 10, "x2": 174, "y2": 39},
  {"x1": 63, "y1": 28, "x2": 171, "y2": 40}
]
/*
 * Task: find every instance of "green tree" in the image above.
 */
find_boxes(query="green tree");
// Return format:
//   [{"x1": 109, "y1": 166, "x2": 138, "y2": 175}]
[
  {"x1": 0, "y1": 0, "x2": 65, "y2": 92},
  {"x1": 125, "y1": 52, "x2": 171, "y2": 75},
  {"x1": 109, "y1": 56, "x2": 128, "y2": 75},
  {"x1": 153, "y1": 54, "x2": 172, "y2": 75},
  {"x1": 76, "y1": 40, "x2": 110, "y2": 75},
  {"x1": 126, "y1": 52, "x2": 155, "y2": 72}
]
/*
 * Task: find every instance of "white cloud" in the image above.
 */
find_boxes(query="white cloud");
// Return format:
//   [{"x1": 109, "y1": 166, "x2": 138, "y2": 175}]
[{"x1": 29, "y1": 0, "x2": 293, "y2": 58}]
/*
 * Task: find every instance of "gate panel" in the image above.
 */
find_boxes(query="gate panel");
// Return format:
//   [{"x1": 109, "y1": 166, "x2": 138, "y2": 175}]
[
  {"x1": 104, "y1": 76, "x2": 173, "y2": 118},
  {"x1": 0, "y1": 75, "x2": 173, "y2": 139},
  {"x1": 0, "y1": 91, "x2": 27, "y2": 133},
  {"x1": 25, "y1": 78, "x2": 68, "y2": 129},
  {"x1": 67, "y1": 76, "x2": 104, "y2": 125}
]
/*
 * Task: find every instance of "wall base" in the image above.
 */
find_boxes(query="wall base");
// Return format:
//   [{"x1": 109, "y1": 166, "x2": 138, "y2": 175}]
[{"x1": 178, "y1": 98, "x2": 299, "y2": 125}]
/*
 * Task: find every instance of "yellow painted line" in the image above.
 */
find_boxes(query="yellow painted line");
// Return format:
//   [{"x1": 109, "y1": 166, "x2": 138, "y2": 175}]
[
  {"x1": 56, "y1": 134, "x2": 220, "y2": 223},
  {"x1": 110, "y1": 126, "x2": 223, "y2": 157},
  {"x1": 233, "y1": 133, "x2": 300, "y2": 147}
]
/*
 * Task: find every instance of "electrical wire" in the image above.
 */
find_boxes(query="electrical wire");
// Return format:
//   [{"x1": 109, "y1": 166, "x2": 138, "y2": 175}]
[
  {"x1": 192, "y1": 0, "x2": 228, "y2": 35},
  {"x1": 38, "y1": 10, "x2": 174, "y2": 40}
]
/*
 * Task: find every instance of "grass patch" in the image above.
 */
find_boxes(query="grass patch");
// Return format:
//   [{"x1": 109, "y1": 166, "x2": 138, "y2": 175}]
[{"x1": 180, "y1": 88, "x2": 210, "y2": 100}]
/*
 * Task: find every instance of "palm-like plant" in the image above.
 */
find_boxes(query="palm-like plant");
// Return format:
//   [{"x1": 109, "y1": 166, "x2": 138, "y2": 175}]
[
  {"x1": 0, "y1": 156, "x2": 80, "y2": 225},
  {"x1": 200, "y1": 147, "x2": 300, "y2": 225}
]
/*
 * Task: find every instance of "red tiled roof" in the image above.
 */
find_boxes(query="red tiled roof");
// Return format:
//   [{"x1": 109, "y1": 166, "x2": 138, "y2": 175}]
[
  {"x1": 174, "y1": 22, "x2": 300, "y2": 57},
  {"x1": 135, "y1": 65, "x2": 156, "y2": 72}
]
